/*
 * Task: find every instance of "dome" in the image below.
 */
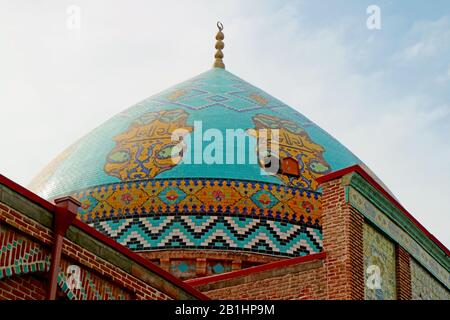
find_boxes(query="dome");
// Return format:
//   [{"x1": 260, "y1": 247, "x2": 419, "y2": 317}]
[
  {"x1": 31, "y1": 68, "x2": 363, "y2": 199},
  {"x1": 29, "y1": 67, "x2": 371, "y2": 262}
]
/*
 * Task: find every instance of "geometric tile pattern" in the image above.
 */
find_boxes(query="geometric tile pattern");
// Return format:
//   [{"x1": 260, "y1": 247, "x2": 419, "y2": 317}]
[
  {"x1": 58, "y1": 259, "x2": 131, "y2": 300},
  {"x1": 349, "y1": 188, "x2": 450, "y2": 290},
  {"x1": 72, "y1": 178, "x2": 322, "y2": 226},
  {"x1": 0, "y1": 224, "x2": 50, "y2": 279},
  {"x1": 209, "y1": 262, "x2": 229, "y2": 274},
  {"x1": 152, "y1": 76, "x2": 285, "y2": 113},
  {"x1": 363, "y1": 223, "x2": 396, "y2": 300},
  {"x1": 28, "y1": 67, "x2": 374, "y2": 262},
  {"x1": 91, "y1": 215, "x2": 323, "y2": 257},
  {"x1": 30, "y1": 68, "x2": 363, "y2": 202},
  {"x1": 411, "y1": 259, "x2": 450, "y2": 300},
  {"x1": 101, "y1": 107, "x2": 330, "y2": 190},
  {"x1": 170, "y1": 260, "x2": 197, "y2": 280},
  {"x1": 0, "y1": 223, "x2": 131, "y2": 300}
]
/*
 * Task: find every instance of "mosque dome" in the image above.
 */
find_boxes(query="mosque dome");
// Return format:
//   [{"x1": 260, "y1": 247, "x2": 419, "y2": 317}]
[
  {"x1": 29, "y1": 24, "x2": 382, "y2": 278},
  {"x1": 31, "y1": 67, "x2": 364, "y2": 198}
]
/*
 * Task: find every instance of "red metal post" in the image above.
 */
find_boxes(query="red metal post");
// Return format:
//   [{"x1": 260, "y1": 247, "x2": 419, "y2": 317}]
[{"x1": 47, "y1": 197, "x2": 80, "y2": 300}]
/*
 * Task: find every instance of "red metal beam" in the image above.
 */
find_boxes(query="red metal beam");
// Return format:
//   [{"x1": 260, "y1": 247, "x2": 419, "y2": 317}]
[{"x1": 0, "y1": 174, "x2": 209, "y2": 300}]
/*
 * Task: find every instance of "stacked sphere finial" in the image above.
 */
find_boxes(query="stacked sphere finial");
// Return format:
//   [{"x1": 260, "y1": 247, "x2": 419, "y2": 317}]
[{"x1": 213, "y1": 21, "x2": 225, "y2": 69}]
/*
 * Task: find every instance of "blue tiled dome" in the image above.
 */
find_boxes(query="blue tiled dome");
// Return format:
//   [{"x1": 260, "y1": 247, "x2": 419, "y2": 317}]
[
  {"x1": 30, "y1": 68, "x2": 362, "y2": 199},
  {"x1": 29, "y1": 68, "x2": 375, "y2": 259}
]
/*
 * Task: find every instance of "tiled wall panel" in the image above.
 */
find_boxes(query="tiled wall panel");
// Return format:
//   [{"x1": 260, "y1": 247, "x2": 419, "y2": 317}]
[
  {"x1": 411, "y1": 259, "x2": 450, "y2": 300},
  {"x1": 363, "y1": 223, "x2": 396, "y2": 300}
]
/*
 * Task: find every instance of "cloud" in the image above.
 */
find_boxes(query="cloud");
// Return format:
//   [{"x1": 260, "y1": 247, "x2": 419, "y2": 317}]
[
  {"x1": 395, "y1": 15, "x2": 450, "y2": 61},
  {"x1": 0, "y1": 0, "x2": 448, "y2": 246},
  {"x1": 436, "y1": 65, "x2": 450, "y2": 83}
]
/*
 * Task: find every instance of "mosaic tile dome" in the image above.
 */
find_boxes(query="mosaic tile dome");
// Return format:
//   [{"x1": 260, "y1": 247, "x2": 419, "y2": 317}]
[{"x1": 30, "y1": 68, "x2": 372, "y2": 260}]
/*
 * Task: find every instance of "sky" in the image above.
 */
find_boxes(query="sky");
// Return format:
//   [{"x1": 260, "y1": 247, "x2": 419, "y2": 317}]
[{"x1": 0, "y1": 0, "x2": 449, "y2": 247}]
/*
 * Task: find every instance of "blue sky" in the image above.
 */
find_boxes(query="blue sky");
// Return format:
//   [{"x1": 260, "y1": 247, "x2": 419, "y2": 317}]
[{"x1": 0, "y1": 0, "x2": 449, "y2": 246}]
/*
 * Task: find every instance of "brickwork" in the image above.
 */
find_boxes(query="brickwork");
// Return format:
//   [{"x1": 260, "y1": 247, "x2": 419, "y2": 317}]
[
  {"x1": 0, "y1": 203, "x2": 171, "y2": 299},
  {"x1": 0, "y1": 274, "x2": 47, "y2": 300},
  {"x1": 191, "y1": 258, "x2": 326, "y2": 300},
  {"x1": 60, "y1": 239, "x2": 168, "y2": 300},
  {"x1": 2, "y1": 166, "x2": 449, "y2": 300},
  {"x1": 0, "y1": 180, "x2": 206, "y2": 300},
  {"x1": 139, "y1": 250, "x2": 280, "y2": 280},
  {"x1": 320, "y1": 178, "x2": 364, "y2": 300},
  {"x1": 349, "y1": 207, "x2": 365, "y2": 299},
  {"x1": 192, "y1": 174, "x2": 411, "y2": 301},
  {"x1": 396, "y1": 246, "x2": 412, "y2": 300}
]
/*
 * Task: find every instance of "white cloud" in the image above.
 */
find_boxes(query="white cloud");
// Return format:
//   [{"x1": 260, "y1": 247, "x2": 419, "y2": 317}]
[
  {"x1": 395, "y1": 15, "x2": 450, "y2": 62},
  {"x1": 436, "y1": 65, "x2": 450, "y2": 83},
  {"x1": 0, "y1": 0, "x2": 448, "y2": 247}
]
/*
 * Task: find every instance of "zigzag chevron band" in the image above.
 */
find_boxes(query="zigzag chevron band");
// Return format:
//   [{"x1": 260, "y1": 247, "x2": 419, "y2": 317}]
[{"x1": 91, "y1": 215, "x2": 323, "y2": 257}]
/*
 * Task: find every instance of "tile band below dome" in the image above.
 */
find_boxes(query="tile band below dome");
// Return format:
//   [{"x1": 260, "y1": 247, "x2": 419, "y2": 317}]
[
  {"x1": 90, "y1": 215, "x2": 323, "y2": 257},
  {"x1": 69, "y1": 178, "x2": 322, "y2": 225}
]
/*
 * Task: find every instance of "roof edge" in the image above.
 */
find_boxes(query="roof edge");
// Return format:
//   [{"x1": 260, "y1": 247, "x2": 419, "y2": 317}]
[
  {"x1": 316, "y1": 165, "x2": 450, "y2": 256},
  {"x1": 0, "y1": 173, "x2": 209, "y2": 300},
  {"x1": 185, "y1": 252, "x2": 326, "y2": 287}
]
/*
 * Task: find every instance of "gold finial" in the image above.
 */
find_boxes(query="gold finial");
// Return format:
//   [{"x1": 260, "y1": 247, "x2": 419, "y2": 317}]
[{"x1": 213, "y1": 21, "x2": 225, "y2": 69}]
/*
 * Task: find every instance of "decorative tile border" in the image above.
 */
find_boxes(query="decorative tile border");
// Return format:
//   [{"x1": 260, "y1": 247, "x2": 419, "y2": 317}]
[
  {"x1": 348, "y1": 188, "x2": 450, "y2": 289},
  {"x1": 91, "y1": 215, "x2": 323, "y2": 257},
  {"x1": 411, "y1": 259, "x2": 450, "y2": 300},
  {"x1": 58, "y1": 259, "x2": 131, "y2": 300},
  {"x1": 345, "y1": 170, "x2": 449, "y2": 273},
  {"x1": 0, "y1": 223, "x2": 50, "y2": 279},
  {"x1": 0, "y1": 222, "x2": 130, "y2": 299},
  {"x1": 69, "y1": 178, "x2": 322, "y2": 226}
]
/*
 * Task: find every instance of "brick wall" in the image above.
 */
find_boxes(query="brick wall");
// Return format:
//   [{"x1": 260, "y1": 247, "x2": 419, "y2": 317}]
[
  {"x1": 190, "y1": 257, "x2": 326, "y2": 300},
  {"x1": 0, "y1": 203, "x2": 172, "y2": 299},
  {"x1": 139, "y1": 249, "x2": 280, "y2": 279},
  {"x1": 190, "y1": 168, "x2": 449, "y2": 301},
  {"x1": 0, "y1": 274, "x2": 47, "y2": 300},
  {"x1": 320, "y1": 177, "x2": 364, "y2": 300},
  {"x1": 0, "y1": 179, "x2": 205, "y2": 300},
  {"x1": 188, "y1": 174, "x2": 368, "y2": 301},
  {"x1": 396, "y1": 246, "x2": 412, "y2": 300},
  {"x1": 60, "y1": 238, "x2": 168, "y2": 300}
]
